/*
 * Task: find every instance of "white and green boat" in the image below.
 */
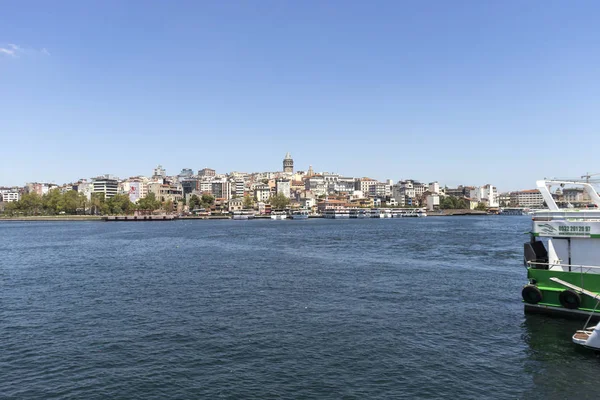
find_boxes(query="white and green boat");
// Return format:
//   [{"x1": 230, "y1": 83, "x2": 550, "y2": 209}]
[{"x1": 522, "y1": 179, "x2": 600, "y2": 319}]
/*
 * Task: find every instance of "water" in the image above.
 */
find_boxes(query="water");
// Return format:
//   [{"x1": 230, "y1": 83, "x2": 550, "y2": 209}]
[{"x1": 1, "y1": 217, "x2": 598, "y2": 399}]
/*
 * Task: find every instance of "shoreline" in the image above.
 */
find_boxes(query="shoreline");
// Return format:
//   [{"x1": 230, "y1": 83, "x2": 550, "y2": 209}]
[{"x1": 0, "y1": 210, "x2": 493, "y2": 222}]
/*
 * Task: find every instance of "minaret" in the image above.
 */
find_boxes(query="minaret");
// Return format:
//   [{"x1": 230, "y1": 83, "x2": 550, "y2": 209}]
[{"x1": 283, "y1": 152, "x2": 294, "y2": 173}]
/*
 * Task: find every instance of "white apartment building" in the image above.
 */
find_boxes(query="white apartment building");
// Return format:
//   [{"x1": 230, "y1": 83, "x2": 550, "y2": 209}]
[
  {"x1": 276, "y1": 179, "x2": 291, "y2": 199},
  {"x1": 305, "y1": 176, "x2": 326, "y2": 196},
  {"x1": 254, "y1": 183, "x2": 271, "y2": 202},
  {"x1": 0, "y1": 190, "x2": 20, "y2": 202},
  {"x1": 368, "y1": 182, "x2": 391, "y2": 198},
  {"x1": 510, "y1": 189, "x2": 544, "y2": 208},
  {"x1": 428, "y1": 182, "x2": 440, "y2": 194},
  {"x1": 469, "y1": 184, "x2": 499, "y2": 207},
  {"x1": 92, "y1": 175, "x2": 119, "y2": 199},
  {"x1": 358, "y1": 178, "x2": 378, "y2": 197}
]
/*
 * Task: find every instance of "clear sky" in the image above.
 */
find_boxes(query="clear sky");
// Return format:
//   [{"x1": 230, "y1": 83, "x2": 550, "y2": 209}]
[{"x1": 2, "y1": 0, "x2": 600, "y2": 191}]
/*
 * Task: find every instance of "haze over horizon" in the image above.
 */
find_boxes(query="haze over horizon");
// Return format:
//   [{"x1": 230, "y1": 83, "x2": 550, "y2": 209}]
[{"x1": 2, "y1": 1, "x2": 600, "y2": 191}]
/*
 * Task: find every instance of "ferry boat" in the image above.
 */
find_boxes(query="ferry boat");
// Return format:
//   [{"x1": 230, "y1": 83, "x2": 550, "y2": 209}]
[
  {"x1": 393, "y1": 208, "x2": 427, "y2": 217},
  {"x1": 369, "y1": 209, "x2": 382, "y2": 218},
  {"x1": 271, "y1": 211, "x2": 287, "y2": 220},
  {"x1": 349, "y1": 208, "x2": 368, "y2": 218},
  {"x1": 231, "y1": 210, "x2": 255, "y2": 220},
  {"x1": 322, "y1": 209, "x2": 350, "y2": 219},
  {"x1": 522, "y1": 179, "x2": 600, "y2": 319},
  {"x1": 290, "y1": 209, "x2": 309, "y2": 220},
  {"x1": 499, "y1": 208, "x2": 525, "y2": 215}
]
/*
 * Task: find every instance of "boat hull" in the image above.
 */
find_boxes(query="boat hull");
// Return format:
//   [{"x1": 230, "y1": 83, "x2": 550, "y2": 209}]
[{"x1": 524, "y1": 268, "x2": 600, "y2": 320}]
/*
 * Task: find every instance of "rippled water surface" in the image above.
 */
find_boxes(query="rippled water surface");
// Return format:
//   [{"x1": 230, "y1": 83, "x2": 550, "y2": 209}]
[{"x1": 2, "y1": 217, "x2": 599, "y2": 399}]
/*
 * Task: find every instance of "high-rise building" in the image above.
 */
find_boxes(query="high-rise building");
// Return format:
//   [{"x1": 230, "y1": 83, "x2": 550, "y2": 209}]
[
  {"x1": 283, "y1": 152, "x2": 293, "y2": 173},
  {"x1": 92, "y1": 175, "x2": 119, "y2": 199}
]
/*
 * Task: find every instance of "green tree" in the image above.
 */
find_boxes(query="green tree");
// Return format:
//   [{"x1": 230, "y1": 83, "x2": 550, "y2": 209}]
[
  {"x1": 138, "y1": 192, "x2": 160, "y2": 211},
  {"x1": 189, "y1": 194, "x2": 201, "y2": 210},
  {"x1": 43, "y1": 189, "x2": 63, "y2": 214},
  {"x1": 107, "y1": 193, "x2": 133, "y2": 214},
  {"x1": 475, "y1": 202, "x2": 488, "y2": 211},
  {"x1": 201, "y1": 194, "x2": 215, "y2": 207},
  {"x1": 440, "y1": 195, "x2": 467, "y2": 210},
  {"x1": 90, "y1": 192, "x2": 106, "y2": 215},
  {"x1": 163, "y1": 200, "x2": 174, "y2": 212},
  {"x1": 269, "y1": 193, "x2": 290, "y2": 210},
  {"x1": 19, "y1": 192, "x2": 43, "y2": 215},
  {"x1": 243, "y1": 194, "x2": 254, "y2": 209}
]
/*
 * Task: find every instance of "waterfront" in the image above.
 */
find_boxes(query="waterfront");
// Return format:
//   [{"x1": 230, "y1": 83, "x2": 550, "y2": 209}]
[{"x1": 2, "y1": 217, "x2": 599, "y2": 399}]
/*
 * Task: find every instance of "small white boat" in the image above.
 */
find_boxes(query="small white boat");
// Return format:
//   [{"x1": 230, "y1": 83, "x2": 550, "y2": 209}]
[{"x1": 573, "y1": 325, "x2": 600, "y2": 350}]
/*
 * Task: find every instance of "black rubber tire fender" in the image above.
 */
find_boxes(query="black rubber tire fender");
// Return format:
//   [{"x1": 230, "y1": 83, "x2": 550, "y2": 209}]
[
  {"x1": 559, "y1": 289, "x2": 581, "y2": 309},
  {"x1": 522, "y1": 285, "x2": 543, "y2": 304}
]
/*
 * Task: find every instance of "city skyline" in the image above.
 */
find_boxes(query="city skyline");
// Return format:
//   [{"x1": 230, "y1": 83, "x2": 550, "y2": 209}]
[{"x1": 3, "y1": 1, "x2": 600, "y2": 189}]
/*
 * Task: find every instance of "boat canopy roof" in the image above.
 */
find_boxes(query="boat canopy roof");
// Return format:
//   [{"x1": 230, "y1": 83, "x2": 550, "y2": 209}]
[{"x1": 537, "y1": 180, "x2": 600, "y2": 211}]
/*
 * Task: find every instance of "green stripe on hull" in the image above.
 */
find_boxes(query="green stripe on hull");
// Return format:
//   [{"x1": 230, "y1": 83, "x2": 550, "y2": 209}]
[{"x1": 527, "y1": 268, "x2": 600, "y2": 312}]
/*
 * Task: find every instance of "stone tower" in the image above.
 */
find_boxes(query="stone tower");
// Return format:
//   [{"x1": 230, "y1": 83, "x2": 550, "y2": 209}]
[{"x1": 283, "y1": 152, "x2": 294, "y2": 173}]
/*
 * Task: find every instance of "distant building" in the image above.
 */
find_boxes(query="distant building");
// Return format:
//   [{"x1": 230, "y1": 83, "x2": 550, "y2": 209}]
[
  {"x1": 0, "y1": 188, "x2": 20, "y2": 202},
  {"x1": 510, "y1": 189, "x2": 544, "y2": 208},
  {"x1": 428, "y1": 182, "x2": 440, "y2": 194},
  {"x1": 469, "y1": 184, "x2": 498, "y2": 207},
  {"x1": 92, "y1": 175, "x2": 119, "y2": 199},
  {"x1": 233, "y1": 177, "x2": 245, "y2": 198},
  {"x1": 153, "y1": 165, "x2": 166, "y2": 179},
  {"x1": 211, "y1": 180, "x2": 231, "y2": 200},
  {"x1": 368, "y1": 182, "x2": 391, "y2": 198},
  {"x1": 357, "y1": 178, "x2": 378, "y2": 197},
  {"x1": 562, "y1": 188, "x2": 585, "y2": 203},
  {"x1": 283, "y1": 152, "x2": 294, "y2": 173},
  {"x1": 179, "y1": 168, "x2": 194, "y2": 178},
  {"x1": 498, "y1": 193, "x2": 511, "y2": 207},
  {"x1": 254, "y1": 183, "x2": 271, "y2": 202},
  {"x1": 228, "y1": 198, "x2": 244, "y2": 212},
  {"x1": 180, "y1": 178, "x2": 199, "y2": 197},
  {"x1": 426, "y1": 194, "x2": 440, "y2": 211},
  {"x1": 198, "y1": 168, "x2": 216, "y2": 177},
  {"x1": 305, "y1": 176, "x2": 326, "y2": 196},
  {"x1": 276, "y1": 179, "x2": 291, "y2": 199},
  {"x1": 445, "y1": 186, "x2": 468, "y2": 198}
]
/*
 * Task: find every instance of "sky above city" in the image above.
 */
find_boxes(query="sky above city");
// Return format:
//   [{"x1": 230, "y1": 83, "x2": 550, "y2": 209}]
[{"x1": 2, "y1": 0, "x2": 600, "y2": 191}]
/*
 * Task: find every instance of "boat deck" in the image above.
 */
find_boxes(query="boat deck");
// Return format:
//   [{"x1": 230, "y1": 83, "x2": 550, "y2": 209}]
[{"x1": 573, "y1": 330, "x2": 592, "y2": 340}]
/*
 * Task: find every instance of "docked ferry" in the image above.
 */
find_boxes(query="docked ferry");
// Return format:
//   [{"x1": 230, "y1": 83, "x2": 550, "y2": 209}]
[
  {"x1": 522, "y1": 179, "x2": 600, "y2": 319},
  {"x1": 231, "y1": 210, "x2": 255, "y2": 220},
  {"x1": 290, "y1": 209, "x2": 309, "y2": 220},
  {"x1": 322, "y1": 209, "x2": 350, "y2": 219}
]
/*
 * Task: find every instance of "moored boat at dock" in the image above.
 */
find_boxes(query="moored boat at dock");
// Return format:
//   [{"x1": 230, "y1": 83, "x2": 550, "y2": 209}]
[
  {"x1": 231, "y1": 210, "x2": 255, "y2": 220},
  {"x1": 290, "y1": 209, "x2": 309, "y2": 219},
  {"x1": 322, "y1": 209, "x2": 350, "y2": 219},
  {"x1": 271, "y1": 211, "x2": 288, "y2": 220},
  {"x1": 522, "y1": 179, "x2": 600, "y2": 320}
]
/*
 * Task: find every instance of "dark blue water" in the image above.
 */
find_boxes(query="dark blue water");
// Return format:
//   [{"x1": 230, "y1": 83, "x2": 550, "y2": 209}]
[{"x1": 1, "y1": 217, "x2": 598, "y2": 399}]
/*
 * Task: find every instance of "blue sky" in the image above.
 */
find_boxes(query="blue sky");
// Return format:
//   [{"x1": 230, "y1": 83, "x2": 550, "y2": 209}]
[{"x1": 2, "y1": 0, "x2": 600, "y2": 191}]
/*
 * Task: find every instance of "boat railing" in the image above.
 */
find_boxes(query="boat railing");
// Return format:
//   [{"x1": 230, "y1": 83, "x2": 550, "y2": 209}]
[{"x1": 527, "y1": 261, "x2": 600, "y2": 274}]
